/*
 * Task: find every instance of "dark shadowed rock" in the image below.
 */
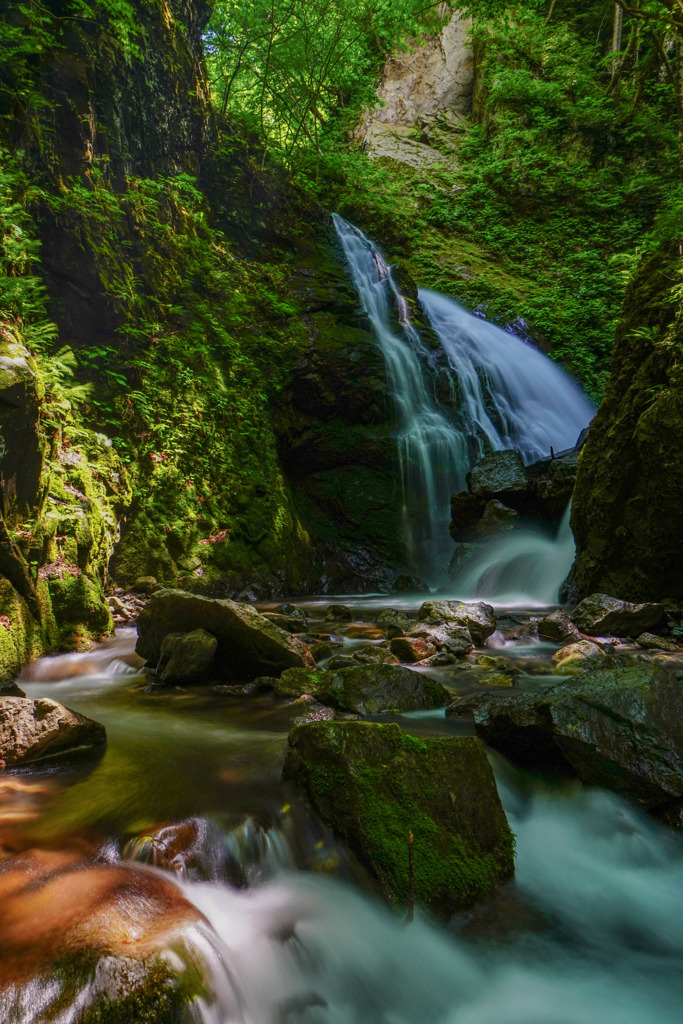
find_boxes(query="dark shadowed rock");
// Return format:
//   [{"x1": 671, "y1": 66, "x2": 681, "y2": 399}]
[
  {"x1": 637, "y1": 633, "x2": 679, "y2": 652},
  {"x1": 448, "y1": 664, "x2": 683, "y2": 809},
  {"x1": 136, "y1": 589, "x2": 308, "y2": 678},
  {"x1": 390, "y1": 636, "x2": 437, "y2": 663},
  {"x1": 156, "y1": 628, "x2": 218, "y2": 685},
  {"x1": 0, "y1": 697, "x2": 106, "y2": 766},
  {"x1": 417, "y1": 600, "x2": 496, "y2": 643},
  {"x1": 275, "y1": 664, "x2": 448, "y2": 713},
  {"x1": 571, "y1": 593, "x2": 665, "y2": 637},
  {"x1": 479, "y1": 499, "x2": 518, "y2": 534},
  {"x1": 467, "y1": 450, "x2": 528, "y2": 498},
  {"x1": 538, "y1": 609, "x2": 579, "y2": 642},
  {"x1": 283, "y1": 720, "x2": 515, "y2": 916}
]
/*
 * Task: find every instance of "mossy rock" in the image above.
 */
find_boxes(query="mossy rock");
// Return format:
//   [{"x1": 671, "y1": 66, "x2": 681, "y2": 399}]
[
  {"x1": 283, "y1": 720, "x2": 515, "y2": 916},
  {"x1": 276, "y1": 663, "x2": 448, "y2": 713}
]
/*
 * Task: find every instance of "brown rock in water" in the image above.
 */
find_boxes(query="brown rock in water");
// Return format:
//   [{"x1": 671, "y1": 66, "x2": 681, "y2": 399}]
[
  {"x1": 0, "y1": 697, "x2": 106, "y2": 767},
  {"x1": 136, "y1": 589, "x2": 308, "y2": 678},
  {"x1": 390, "y1": 636, "x2": 437, "y2": 663},
  {"x1": 417, "y1": 599, "x2": 496, "y2": 643},
  {"x1": 283, "y1": 721, "x2": 515, "y2": 916},
  {"x1": 538, "y1": 609, "x2": 579, "y2": 643}
]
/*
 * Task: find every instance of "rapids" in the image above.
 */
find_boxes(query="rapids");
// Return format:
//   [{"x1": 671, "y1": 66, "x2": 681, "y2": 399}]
[{"x1": 4, "y1": 626, "x2": 683, "y2": 1023}]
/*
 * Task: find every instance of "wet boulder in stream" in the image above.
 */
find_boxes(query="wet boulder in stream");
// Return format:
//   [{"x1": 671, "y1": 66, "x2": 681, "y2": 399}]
[
  {"x1": 570, "y1": 593, "x2": 666, "y2": 637},
  {"x1": 136, "y1": 589, "x2": 309, "y2": 679},
  {"x1": 275, "y1": 664, "x2": 448, "y2": 714},
  {"x1": 283, "y1": 720, "x2": 515, "y2": 917},
  {"x1": 0, "y1": 697, "x2": 106, "y2": 766},
  {"x1": 448, "y1": 664, "x2": 683, "y2": 811},
  {"x1": 417, "y1": 600, "x2": 496, "y2": 644},
  {"x1": 157, "y1": 627, "x2": 218, "y2": 684}
]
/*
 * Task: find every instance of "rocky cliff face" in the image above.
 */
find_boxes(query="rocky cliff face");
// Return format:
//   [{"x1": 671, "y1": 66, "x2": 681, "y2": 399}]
[
  {"x1": 355, "y1": 12, "x2": 474, "y2": 169},
  {"x1": 568, "y1": 248, "x2": 683, "y2": 602}
]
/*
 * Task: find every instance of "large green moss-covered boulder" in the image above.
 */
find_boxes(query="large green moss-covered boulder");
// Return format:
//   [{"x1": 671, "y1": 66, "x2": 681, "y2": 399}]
[
  {"x1": 448, "y1": 664, "x2": 683, "y2": 811},
  {"x1": 283, "y1": 720, "x2": 515, "y2": 916}
]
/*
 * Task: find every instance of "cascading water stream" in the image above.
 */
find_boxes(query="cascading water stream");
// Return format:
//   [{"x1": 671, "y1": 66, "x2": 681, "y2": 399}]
[{"x1": 333, "y1": 216, "x2": 595, "y2": 598}]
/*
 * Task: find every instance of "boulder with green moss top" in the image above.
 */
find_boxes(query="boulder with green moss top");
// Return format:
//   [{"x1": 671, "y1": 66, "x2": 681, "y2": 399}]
[
  {"x1": 0, "y1": 696, "x2": 106, "y2": 765},
  {"x1": 417, "y1": 599, "x2": 495, "y2": 643},
  {"x1": 448, "y1": 664, "x2": 683, "y2": 810},
  {"x1": 552, "y1": 639, "x2": 606, "y2": 674},
  {"x1": 136, "y1": 589, "x2": 308, "y2": 678},
  {"x1": 283, "y1": 720, "x2": 515, "y2": 916},
  {"x1": 275, "y1": 664, "x2": 448, "y2": 713},
  {"x1": 156, "y1": 628, "x2": 218, "y2": 685}
]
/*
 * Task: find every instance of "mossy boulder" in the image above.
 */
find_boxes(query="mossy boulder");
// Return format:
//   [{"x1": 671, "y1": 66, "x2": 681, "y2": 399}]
[
  {"x1": 276, "y1": 664, "x2": 448, "y2": 713},
  {"x1": 448, "y1": 664, "x2": 683, "y2": 811},
  {"x1": 136, "y1": 589, "x2": 308, "y2": 678},
  {"x1": 417, "y1": 600, "x2": 496, "y2": 643},
  {"x1": 283, "y1": 720, "x2": 515, "y2": 916}
]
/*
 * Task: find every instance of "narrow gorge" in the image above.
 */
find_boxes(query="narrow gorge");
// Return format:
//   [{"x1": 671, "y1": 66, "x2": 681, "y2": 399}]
[{"x1": 0, "y1": 1, "x2": 682, "y2": 1022}]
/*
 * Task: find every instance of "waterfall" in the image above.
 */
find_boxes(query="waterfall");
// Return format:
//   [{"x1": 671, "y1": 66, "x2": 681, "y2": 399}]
[
  {"x1": 450, "y1": 505, "x2": 576, "y2": 607},
  {"x1": 332, "y1": 216, "x2": 594, "y2": 588}
]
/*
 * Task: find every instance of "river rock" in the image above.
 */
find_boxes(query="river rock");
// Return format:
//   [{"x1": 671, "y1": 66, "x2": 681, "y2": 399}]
[
  {"x1": 552, "y1": 639, "x2": 606, "y2": 674},
  {"x1": 136, "y1": 589, "x2": 308, "y2": 678},
  {"x1": 467, "y1": 450, "x2": 528, "y2": 498},
  {"x1": 479, "y1": 499, "x2": 518, "y2": 534},
  {"x1": 260, "y1": 612, "x2": 305, "y2": 634},
  {"x1": 0, "y1": 697, "x2": 106, "y2": 766},
  {"x1": 409, "y1": 621, "x2": 474, "y2": 655},
  {"x1": 283, "y1": 720, "x2": 515, "y2": 916},
  {"x1": 637, "y1": 633, "x2": 679, "y2": 652},
  {"x1": 156, "y1": 628, "x2": 218, "y2": 685},
  {"x1": 350, "y1": 644, "x2": 400, "y2": 666},
  {"x1": 417, "y1": 600, "x2": 496, "y2": 643},
  {"x1": 390, "y1": 636, "x2": 436, "y2": 663},
  {"x1": 0, "y1": 849, "x2": 207, "y2": 1020},
  {"x1": 571, "y1": 593, "x2": 666, "y2": 637},
  {"x1": 538, "y1": 608, "x2": 579, "y2": 643},
  {"x1": 325, "y1": 604, "x2": 354, "y2": 622},
  {"x1": 447, "y1": 664, "x2": 683, "y2": 809},
  {"x1": 275, "y1": 664, "x2": 448, "y2": 714}
]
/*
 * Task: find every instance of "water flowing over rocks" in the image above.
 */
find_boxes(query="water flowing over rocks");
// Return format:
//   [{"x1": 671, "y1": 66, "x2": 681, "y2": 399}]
[
  {"x1": 0, "y1": 697, "x2": 106, "y2": 766},
  {"x1": 283, "y1": 720, "x2": 515, "y2": 916},
  {"x1": 136, "y1": 589, "x2": 309, "y2": 679},
  {"x1": 448, "y1": 664, "x2": 683, "y2": 812}
]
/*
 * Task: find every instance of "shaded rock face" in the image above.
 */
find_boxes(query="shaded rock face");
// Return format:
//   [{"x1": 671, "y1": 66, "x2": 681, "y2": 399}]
[
  {"x1": 569, "y1": 248, "x2": 683, "y2": 601},
  {"x1": 0, "y1": 697, "x2": 106, "y2": 766},
  {"x1": 283, "y1": 720, "x2": 515, "y2": 917},
  {"x1": 448, "y1": 664, "x2": 683, "y2": 811},
  {"x1": 451, "y1": 443, "x2": 582, "y2": 542},
  {"x1": 275, "y1": 664, "x2": 448, "y2": 714},
  {"x1": 571, "y1": 593, "x2": 665, "y2": 637},
  {"x1": 136, "y1": 589, "x2": 307, "y2": 678},
  {"x1": 0, "y1": 338, "x2": 44, "y2": 518},
  {"x1": 157, "y1": 628, "x2": 218, "y2": 685}
]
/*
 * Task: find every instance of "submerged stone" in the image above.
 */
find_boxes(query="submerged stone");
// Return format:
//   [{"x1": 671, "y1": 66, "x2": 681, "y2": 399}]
[{"x1": 283, "y1": 720, "x2": 515, "y2": 916}]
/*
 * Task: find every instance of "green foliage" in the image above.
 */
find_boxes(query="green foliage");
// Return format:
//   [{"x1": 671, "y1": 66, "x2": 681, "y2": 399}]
[{"x1": 205, "y1": 0, "x2": 450, "y2": 169}]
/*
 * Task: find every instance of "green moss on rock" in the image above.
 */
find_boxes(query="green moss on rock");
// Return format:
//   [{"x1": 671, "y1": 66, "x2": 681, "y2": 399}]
[{"x1": 284, "y1": 720, "x2": 515, "y2": 916}]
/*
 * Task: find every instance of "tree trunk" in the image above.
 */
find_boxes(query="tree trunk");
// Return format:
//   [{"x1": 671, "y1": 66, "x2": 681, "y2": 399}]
[
  {"x1": 612, "y1": 3, "x2": 624, "y2": 57},
  {"x1": 676, "y1": 36, "x2": 683, "y2": 180}
]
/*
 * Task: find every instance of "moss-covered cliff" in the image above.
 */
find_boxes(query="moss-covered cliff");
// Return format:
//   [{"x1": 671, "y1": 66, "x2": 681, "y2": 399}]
[{"x1": 568, "y1": 246, "x2": 683, "y2": 602}]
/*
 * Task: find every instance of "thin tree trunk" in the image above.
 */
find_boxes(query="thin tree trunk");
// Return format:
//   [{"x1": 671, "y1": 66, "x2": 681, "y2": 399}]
[
  {"x1": 676, "y1": 35, "x2": 683, "y2": 179},
  {"x1": 612, "y1": 2, "x2": 624, "y2": 58},
  {"x1": 544, "y1": 0, "x2": 558, "y2": 26}
]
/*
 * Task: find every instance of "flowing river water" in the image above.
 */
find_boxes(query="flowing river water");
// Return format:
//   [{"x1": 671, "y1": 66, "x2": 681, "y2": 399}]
[
  {"x1": 4, "y1": 618, "x2": 683, "y2": 1023},
  {"x1": 3, "y1": 223, "x2": 676, "y2": 1021}
]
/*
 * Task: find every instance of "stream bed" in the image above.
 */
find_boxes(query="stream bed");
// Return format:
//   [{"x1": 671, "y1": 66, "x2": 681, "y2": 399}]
[{"x1": 2, "y1": 602, "x2": 683, "y2": 1023}]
